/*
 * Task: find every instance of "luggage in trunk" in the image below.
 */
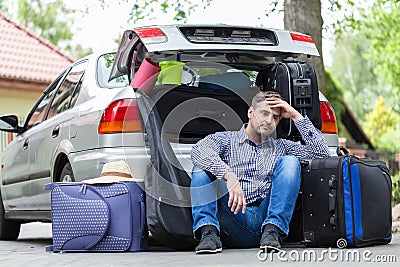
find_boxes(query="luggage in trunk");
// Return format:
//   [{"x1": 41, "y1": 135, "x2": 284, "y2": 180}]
[
  {"x1": 151, "y1": 84, "x2": 257, "y2": 139},
  {"x1": 256, "y1": 61, "x2": 321, "y2": 141},
  {"x1": 301, "y1": 152, "x2": 392, "y2": 248}
]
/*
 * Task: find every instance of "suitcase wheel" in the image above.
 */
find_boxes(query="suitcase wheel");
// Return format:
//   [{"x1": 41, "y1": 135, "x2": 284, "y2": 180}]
[{"x1": 336, "y1": 238, "x2": 348, "y2": 249}]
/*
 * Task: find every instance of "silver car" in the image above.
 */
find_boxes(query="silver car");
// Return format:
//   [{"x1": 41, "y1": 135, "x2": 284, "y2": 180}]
[{"x1": 0, "y1": 24, "x2": 339, "y2": 240}]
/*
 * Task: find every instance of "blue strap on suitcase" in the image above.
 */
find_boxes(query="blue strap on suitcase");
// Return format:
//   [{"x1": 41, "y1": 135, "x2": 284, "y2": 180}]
[{"x1": 45, "y1": 182, "x2": 148, "y2": 252}]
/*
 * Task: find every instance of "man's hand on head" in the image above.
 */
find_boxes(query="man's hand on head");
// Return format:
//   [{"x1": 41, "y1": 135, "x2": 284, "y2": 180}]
[
  {"x1": 265, "y1": 97, "x2": 303, "y2": 122},
  {"x1": 223, "y1": 171, "x2": 246, "y2": 214}
]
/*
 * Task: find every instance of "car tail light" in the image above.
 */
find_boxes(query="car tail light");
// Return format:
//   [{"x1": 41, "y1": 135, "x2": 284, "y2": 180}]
[
  {"x1": 98, "y1": 99, "x2": 142, "y2": 134},
  {"x1": 320, "y1": 101, "x2": 338, "y2": 134},
  {"x1": 290, "y1": 32, "x2": 317, "y2": 49},
  {"x1": 134, "y1": 27, "x2": 167, "y2": 44},
  {"x1": 290, "y1": 32, "x2": 314, "y2": 43}
]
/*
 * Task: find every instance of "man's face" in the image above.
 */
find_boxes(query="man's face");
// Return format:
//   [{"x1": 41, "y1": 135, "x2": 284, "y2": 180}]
[{"x1": 248, "y1": 101, "x2": 282, "y2": 138}]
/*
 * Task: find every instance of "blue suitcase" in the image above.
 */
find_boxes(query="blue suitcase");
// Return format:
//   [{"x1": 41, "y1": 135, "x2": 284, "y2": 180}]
[
  {"x1": 45, "y1": 182, "x2": 148, "y2": 252},
  {"x1": 301, "y1": 152, "x2": 392, "y2": 248}
]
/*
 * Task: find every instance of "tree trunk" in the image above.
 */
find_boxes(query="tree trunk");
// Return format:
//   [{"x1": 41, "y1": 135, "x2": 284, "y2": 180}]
[{"x1": 284, "y1": 0, "x2": 325, "y2": 93}]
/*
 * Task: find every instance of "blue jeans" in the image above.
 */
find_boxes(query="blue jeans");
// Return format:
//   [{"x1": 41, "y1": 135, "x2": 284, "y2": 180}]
[{"x1": 191, "y1": 156, "x2": 301, "y2": 248}]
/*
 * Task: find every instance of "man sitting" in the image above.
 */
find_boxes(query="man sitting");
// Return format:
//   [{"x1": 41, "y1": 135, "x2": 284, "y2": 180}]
[{"x1": 190, "y1": 91, "x2": 330, "y2": 254}]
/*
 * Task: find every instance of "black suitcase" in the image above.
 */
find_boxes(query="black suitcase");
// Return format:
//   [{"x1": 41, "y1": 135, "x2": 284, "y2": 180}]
[
  {"x1": 256, "y1": 61, "x2": 321, "y2": 141},
  {"x1": 301, "y1": 150, "x2": 392, "y2": 248}
]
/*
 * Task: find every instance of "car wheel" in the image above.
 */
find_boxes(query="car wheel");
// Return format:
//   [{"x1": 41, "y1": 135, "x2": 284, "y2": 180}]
[
  {"x1": 0, "y1": 192, "x2": 21, "y2": 240},
  {"x1": 59, "y1": 162, "x2": 75, "y2": 182}
]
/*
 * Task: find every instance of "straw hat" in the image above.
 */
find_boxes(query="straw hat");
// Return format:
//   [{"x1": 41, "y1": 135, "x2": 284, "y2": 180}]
[{"x1": 83, "y1": 161, "x2": 143, "y2": 184}]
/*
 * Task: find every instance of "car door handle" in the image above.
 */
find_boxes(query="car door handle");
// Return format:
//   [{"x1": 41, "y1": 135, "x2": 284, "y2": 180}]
[
  {"x1": 23, "y1": 138, "x2": 29, "y2": 150},
  {"x1": 52, "y1": 125, "x2": 60, "y2": 138}
]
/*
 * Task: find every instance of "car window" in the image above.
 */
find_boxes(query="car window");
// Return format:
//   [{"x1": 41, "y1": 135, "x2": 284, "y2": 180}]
[
  {"x1": 26, "y1": 75, "x2": 64, "y2": 129},
  {"x1": 179, "y1": 61, "x2": 259, "y2": 90},
  {"x1": 47, "y1": 61, "x2": 88, "y2": 120},
  {"x1": 69, "y1": 72, "x2": 84, "y2": 108},
  {"x1": 97, "y1": 53, "x2": 129, "y2": 88}
]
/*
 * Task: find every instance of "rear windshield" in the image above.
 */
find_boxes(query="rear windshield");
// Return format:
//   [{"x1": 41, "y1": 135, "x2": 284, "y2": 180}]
[
  {"x1": 97, "y1": 53, "x2": 130, "y2": 88},
  {"x1": 150, "y1": 60, "x2": 258, "y2": 90}
]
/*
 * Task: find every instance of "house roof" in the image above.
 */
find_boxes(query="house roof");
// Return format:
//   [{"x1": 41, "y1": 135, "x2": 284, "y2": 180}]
[{"x1": 0, "y1": 11, "x2": 74, "y2": 85}]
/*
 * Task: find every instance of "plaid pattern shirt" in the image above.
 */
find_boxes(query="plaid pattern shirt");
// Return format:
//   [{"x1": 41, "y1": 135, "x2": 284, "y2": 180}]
[{"x1": 191, "y1": 116, "x2": 331, "y2": 204}]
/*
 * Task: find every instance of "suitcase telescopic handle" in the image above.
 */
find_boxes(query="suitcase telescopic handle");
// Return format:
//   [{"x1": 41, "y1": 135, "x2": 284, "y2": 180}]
[{"x1": 328, "y1": 175, "x2": 338, "y2": 229}]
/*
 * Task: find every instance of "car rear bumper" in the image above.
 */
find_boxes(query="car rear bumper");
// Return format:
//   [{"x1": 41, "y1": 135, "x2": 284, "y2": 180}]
[
  {"x1": 69, "y1": 146, "x2": 151, "y2": 181},
  {"x1": 69, "y1": 144, "x2": 194, "y2": 181}
]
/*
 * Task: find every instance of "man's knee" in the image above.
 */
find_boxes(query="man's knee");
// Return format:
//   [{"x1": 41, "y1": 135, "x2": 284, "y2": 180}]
[
  {"x1": 278, "y1": 155, "x2": 300, "y2": 170},
  {"x1": 274, "y1": 156, "x2": 301, "y2": 185},
  {"x1": 191, "y1": 166, "x2": 214, "y2": 187},
  {"x1": 191, "y1": 166, "x2": 219, "y2": 207}
]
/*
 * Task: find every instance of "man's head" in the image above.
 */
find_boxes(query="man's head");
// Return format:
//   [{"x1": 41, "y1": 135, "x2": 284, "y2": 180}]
[{"x1": 247, "y1": 91, "x2": 283, "y2": 140}]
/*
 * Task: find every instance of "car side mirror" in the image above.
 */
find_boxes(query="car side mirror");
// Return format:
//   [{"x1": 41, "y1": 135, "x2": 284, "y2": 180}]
[{"x1": 0, "y1": 115, "x2": 24, "y2": 134}]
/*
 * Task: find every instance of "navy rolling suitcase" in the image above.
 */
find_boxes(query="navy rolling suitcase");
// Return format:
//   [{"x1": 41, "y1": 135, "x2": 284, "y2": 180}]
[
  {"x1": 301, "y1": 151, "x2": 392, "y2": 248},
  {"x1": 45, "y1": 182, "x2": 148, "y2": 252}
]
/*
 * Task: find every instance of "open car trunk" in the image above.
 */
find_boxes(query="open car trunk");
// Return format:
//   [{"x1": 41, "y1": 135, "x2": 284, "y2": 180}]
[{"x1": 149, "y1": 84, "x2": 257, "y2": 143}]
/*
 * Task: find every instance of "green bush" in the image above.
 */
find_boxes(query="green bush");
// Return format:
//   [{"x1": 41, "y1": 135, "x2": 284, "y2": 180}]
[{"x1": 392, "y1": 172, "x2": 400, "y2": 206}]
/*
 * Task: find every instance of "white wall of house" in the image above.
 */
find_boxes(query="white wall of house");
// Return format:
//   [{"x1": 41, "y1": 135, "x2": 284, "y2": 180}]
[
  {"x1": 0, "y1": 87, "x2": 42, "y2": 119},
  {"x1": 0, "y1": 87, "x2": 42, "y2": 153}
]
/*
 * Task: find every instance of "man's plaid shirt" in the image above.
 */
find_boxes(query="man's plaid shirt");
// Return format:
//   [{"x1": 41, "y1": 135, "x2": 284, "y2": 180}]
[{"x1": 191, "y1": 116, "x2": 331, "y2": 205}]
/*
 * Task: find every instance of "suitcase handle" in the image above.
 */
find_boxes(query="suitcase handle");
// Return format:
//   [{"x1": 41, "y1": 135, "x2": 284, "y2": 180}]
[
  {"x1": 79, "y1": 184, "x2": 112, "y2": 250},
  {"x1": 336, "y1": 146, "x2": 349, "y2": 156},
  {"x1": 328, "y1": 191, "x2": 336, "y2": 212}
]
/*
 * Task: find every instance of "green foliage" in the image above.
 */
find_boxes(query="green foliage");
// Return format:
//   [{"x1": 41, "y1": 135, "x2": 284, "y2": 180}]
[
  {"x1": 0, "y1": 0, "x2": 8, "y2": 12},
  {"x1": 17, "y1": 0, "x2": 75, "y2": 48},
  {"x1": 334, "y1": 0, "x2": 400, "y2": 96},
  {"x1": 331, "y1": 34, "x2": 374, "y2": 96},
  {"x1": 1, "y1": 0, "x2": 92, "y2": 57},
  {"x1": 392, "y1": 172, "x2": 400, "y2": 206},
  {"x1": 379, "y1": 127, "x2": 400, "y2": 152},
  {"x1": 361, "y1": 1, "x2": 400, "y2": 95},
  {"x1": 127, "y1": 0, "x2": 212, "y2": 23},
  {"x1": 363, "y1": 96, "x2": 399, "y2": 151},
  {"x1": 331, "y1": 2, "x2": 400, "y2": 152},
  {"x1": 330, "y1": 33, "x2": 380, "y2": 121},
  {"x1": 65, "y1": 44, "x2": 93, "y2": 60}
]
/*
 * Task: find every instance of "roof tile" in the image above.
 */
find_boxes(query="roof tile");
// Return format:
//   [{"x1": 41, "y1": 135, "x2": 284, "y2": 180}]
[{"x1": 0, "y1": 11, "x2": 75, "y2": 84}]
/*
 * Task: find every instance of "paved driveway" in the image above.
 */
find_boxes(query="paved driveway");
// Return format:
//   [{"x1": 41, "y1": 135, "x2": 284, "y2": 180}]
[{"x1": 0, "y1": 222, "x2": 398, "y2": 266}]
